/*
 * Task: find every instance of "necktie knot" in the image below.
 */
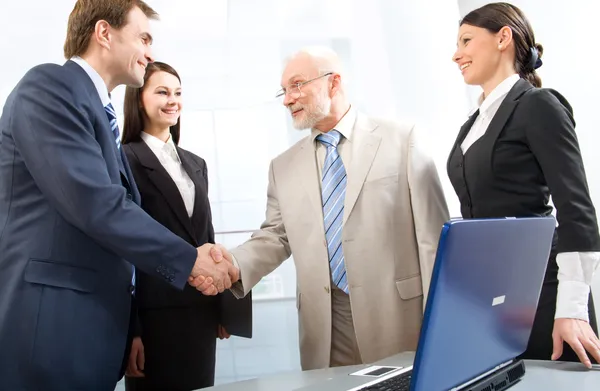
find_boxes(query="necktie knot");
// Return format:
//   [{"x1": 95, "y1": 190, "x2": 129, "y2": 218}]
[{"x1": 317, "y1": 130, "x2": 342, "y2": 148}]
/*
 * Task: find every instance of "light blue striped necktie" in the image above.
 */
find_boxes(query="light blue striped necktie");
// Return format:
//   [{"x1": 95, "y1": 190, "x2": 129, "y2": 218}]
[
  {"x1": 104, "y1": 102, "x2": 136, "y2": 292},
  {"x1": 316, "y1": 130, "x2": 348, "y2": 293},
  {"x1": 104, "y1": 102, "x2": 121, "y2": 150}
]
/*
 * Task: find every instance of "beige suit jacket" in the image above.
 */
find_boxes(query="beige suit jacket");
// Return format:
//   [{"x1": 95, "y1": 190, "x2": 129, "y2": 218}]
[{"x1": 231, "y1": 112, "x2": 449, "y2": 370}]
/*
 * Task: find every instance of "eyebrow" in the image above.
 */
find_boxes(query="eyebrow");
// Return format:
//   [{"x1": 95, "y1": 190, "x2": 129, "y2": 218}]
[
  {"x1": 284, "y1": 74, "x2": 306, "y2": 84},
  {"x1": 155, "y1": 85, "x2": 182, "y2": 90}
]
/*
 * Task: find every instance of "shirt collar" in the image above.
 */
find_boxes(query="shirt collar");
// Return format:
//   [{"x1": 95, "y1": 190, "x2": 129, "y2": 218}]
[
  {"x1": 478, "y1": 74, "x2": 520, "y2": 115},
  {"x1": 70, "y1": 56, "x2": 111, "y2": 107},
  {"x1": 141, "y1": 131, "x2": 181, "y2": 163},
  {"x1": 310, "y1": 105, "x2": 356, "y2": 146}
]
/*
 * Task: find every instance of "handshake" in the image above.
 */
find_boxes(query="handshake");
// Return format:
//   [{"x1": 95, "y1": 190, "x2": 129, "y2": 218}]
[{"x1": 188, "y1": 243, "x2": 239, "y2": 295}]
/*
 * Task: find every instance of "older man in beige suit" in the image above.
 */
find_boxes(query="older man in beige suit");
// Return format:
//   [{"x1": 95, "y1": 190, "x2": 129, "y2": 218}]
[{"x1": 193, "y1": 47, "x2": 449, "y2": 370}]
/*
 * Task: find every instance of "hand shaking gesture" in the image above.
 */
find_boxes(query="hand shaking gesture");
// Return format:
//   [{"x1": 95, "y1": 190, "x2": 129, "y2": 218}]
[{"x1": 189, "y1": 243, "x2": 238, "y2": 295}]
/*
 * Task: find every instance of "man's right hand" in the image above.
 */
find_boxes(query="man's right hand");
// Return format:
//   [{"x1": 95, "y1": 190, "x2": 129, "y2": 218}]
[
  {"x1": 125, "y1": 337, "x2": 145, "y2": 378},
  {"x1": 190, "y1": 244, "x2": 238, "y2": 295}
]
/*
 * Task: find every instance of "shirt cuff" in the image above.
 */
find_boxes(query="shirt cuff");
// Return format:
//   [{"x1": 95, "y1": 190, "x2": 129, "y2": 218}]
[
  {"x1": 555, "y1": 251, "x2": 600, "y2": 321},
  {"x1": 555, "y1": 280, "x2": 590, "y2": 321}
]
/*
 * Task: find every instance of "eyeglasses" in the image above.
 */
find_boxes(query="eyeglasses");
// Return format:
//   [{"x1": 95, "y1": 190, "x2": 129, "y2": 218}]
[{"x1": 275, "y1": 72, "x2": 333, "y2": 99}]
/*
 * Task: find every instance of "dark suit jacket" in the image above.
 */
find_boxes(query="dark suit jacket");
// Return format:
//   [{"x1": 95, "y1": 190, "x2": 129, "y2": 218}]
[
  {"x1": 447, "y1": 78, "x2": 600, "y2": 254},
  {"x1": 446, "y1": 77, "x2": 600, "y2": 360},
  {"x1": 0, "y1": 61, "x2": 198, "y2": 391},
  {"x1": 123, "y1": 140, "x2": 252, "y2": 389}
]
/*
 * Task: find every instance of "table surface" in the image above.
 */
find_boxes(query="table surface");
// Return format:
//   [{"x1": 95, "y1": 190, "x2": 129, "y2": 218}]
[{"x1": 203, "y1": 352, "x2": 600, "y2": 391}]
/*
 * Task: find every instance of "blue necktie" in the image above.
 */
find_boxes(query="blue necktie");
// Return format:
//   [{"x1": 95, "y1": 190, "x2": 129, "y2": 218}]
[
  {"x1": 104, "y1": 102, "x2": 121, "y2": 150},
  {"x1": 317, "y1": 130, "x2": 348, "y2": 293},
  {"x1": 104, "y1": 103, "x2": 135, "y2": 292}
]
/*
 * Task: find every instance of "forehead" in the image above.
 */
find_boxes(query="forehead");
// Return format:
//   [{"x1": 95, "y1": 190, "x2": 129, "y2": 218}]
[
  {"x1": 123, "y1": 6, "x2": 151, "y2": 32},
  {"x1": 457, "y1": 23, "x2": 489, "y2": 38},
  {"x1": 281, "y1": 55, "x2": 318, "y2": 84},
  {"x1": 146, "y1": 71, "x2": 181, "y2": 88}
]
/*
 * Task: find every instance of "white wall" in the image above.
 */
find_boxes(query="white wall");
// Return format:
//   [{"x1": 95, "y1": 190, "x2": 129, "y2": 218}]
[{"x1": 458, "y1": 0, "x2": 600, "y2": 326}]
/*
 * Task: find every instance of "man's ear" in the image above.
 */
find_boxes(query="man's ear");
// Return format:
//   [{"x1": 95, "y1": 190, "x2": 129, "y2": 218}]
[{"x1": 93, "y1": 20, "x2": 112, "y2": 50}]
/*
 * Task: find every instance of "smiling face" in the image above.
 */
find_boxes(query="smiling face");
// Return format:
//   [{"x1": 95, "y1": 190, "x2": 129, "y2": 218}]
[
  {"x1": 109, "y1": 6, "x2": 154, "y2": 88},
  {"x1": 140, "y1": 70, "x2": 182, "y2": 130},
  {"x1": 452, "y1": 23, "x2": 504, "y2": 87}
]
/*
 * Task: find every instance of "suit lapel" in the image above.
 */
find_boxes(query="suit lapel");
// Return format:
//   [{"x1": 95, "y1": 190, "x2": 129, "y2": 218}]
[
  {"x1": 456, "y1": 110, "x2": 480, "y2": 148},
  {"x1": 66, "y1": 60, "x2": 130, "y2": 185},
  {"x1": 120, "y1": 147, "x2": 140, "y2": 204},
  {"x1": 343, "y1": 114, "x2": 380, "y2": 225},
  {"x1": 446, "y1": 110, "x2": 480, "y2": 169},
  {"x1": 482, "y1": 79, "x2": 533, "y2": 146},
  {"x1": 293, "y1": 137, "x2": 324, "y2": 220},
  {"x1": 177, "y1": 147, "x2": 205, "y2": 228},
  {"x1": 129, "y1": 140, "x2": 196, "y2": 239}
]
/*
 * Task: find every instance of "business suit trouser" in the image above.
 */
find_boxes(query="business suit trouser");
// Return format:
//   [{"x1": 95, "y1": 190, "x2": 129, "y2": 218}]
[{"x1": 329, "y1": 286, "x2": 362, "y2": 367}]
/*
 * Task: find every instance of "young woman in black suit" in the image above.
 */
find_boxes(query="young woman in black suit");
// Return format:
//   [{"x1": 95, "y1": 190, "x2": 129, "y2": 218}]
[
  {"x1": 120, "y1": 62, "x2": 252, "y2": 391},
  {"x1": 449, "y1": 2, "x2": 600, "y2": 367}
]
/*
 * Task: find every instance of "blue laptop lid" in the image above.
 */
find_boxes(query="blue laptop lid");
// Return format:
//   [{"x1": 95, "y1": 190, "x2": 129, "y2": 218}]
[{"x1": 411, "y1": 217, "x2": 555, "y2": 391}]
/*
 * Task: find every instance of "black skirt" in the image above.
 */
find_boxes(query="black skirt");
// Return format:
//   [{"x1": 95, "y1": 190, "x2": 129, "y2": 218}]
[{"x1": 124, "y1": 306, "x2": 218, "y2": 391}]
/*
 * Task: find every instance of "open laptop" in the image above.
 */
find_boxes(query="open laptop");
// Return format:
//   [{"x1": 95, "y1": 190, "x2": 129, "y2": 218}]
[{"x1": 295, "y1": 216, "x2": 556, "y2": 391}]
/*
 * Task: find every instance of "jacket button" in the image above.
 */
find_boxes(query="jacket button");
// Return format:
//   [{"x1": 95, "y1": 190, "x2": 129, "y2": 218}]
[
  {"x1": 126, "y1": 193, "x2": 133, "y2": 200},
  {"x1": 128, "y1": 284, "x2": 135, "y2": 293}
]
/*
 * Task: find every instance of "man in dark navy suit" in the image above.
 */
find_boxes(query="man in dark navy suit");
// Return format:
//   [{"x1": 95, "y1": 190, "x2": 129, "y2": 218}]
[{"x1": 0, "y1": 1, "x2": 235, "y2": 390}]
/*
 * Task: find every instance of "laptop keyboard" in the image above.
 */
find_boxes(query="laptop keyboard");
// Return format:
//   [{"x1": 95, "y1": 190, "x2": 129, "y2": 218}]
[{"x1": 357, "y1": 371, "x2": 412, "y2": 391}]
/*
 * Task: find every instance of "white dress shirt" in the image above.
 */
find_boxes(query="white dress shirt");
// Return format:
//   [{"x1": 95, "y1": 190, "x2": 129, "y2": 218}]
[
  {"x1": 311, "y1": 106, "x2": 357, "y2": 180},
  {"x1": 462, "y1": 74, "x2": 600, "y2": 322},
  {"x1": 230, "y1": 107, "x2": 357, "y2": 275},
  {"x1": 141, "y1": 132, "x2": 196, "y2": 218},
  {"x1": 70, "y1": 56, "x2": 110, "y2": 107}
]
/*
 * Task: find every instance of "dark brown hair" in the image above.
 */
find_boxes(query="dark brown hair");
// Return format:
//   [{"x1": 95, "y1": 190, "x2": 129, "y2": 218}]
[
  {"x1": 122, "y1": 62, "x2": 182, "y2": 145},
  {"x1": 460, "y1": 2, "x2": 543, "y2": 87},
  {"x1": 64, "y1": 0, "x2": 158, "y2": 59}
]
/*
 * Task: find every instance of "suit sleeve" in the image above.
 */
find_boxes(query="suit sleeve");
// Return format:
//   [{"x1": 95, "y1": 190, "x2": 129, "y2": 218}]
[
  {"x1": 522, "y1": 89, "x2": 600, "y2": 252},
  {"x1": 10, "y1": 67, "x2": 197, "y2": 290},
  {"x1": 522, "y1": 89, "x2": 600, "y2": 321},
  {"x1": 406, "y1": 124, "x2": 450, "y2": 306},
  {"x1": 229, "y1": 160, "x2": 292, "y2": 297}
]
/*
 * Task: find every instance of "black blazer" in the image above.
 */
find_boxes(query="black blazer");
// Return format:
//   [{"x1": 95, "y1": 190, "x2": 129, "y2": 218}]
[
  {"x1": 123, "y1": 139, "x2": 252, "y2": 328},
  {"x1": 447, "y1": 78, "x2": 600, "y2": 254},
  {"x1": 123, "y1": 140, "x2": 252, "y2": 388}
]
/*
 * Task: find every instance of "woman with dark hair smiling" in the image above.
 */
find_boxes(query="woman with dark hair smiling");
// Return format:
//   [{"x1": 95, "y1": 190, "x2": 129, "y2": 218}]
[
  {"x1": 121, "y1": 61, "x2": 251, "y2": 391},
  {"x1": 449, "y1": 2, "x2": 600, "y2": 367}
]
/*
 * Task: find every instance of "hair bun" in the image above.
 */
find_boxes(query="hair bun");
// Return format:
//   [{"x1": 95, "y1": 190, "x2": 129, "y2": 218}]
[{"x1": 534, "y1": 43, "x2": 544, "y2": 59}]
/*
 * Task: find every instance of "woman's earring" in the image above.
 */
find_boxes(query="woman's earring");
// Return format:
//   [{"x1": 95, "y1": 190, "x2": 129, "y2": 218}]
[{"x1": 498, "y1": 44, "x2": 502, "y2": 50}]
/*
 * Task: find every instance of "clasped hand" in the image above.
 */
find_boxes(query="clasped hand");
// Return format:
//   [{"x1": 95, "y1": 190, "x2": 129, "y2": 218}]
[{"x1": 188, "y1": 243, "x2": 238, "y2": 295}]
